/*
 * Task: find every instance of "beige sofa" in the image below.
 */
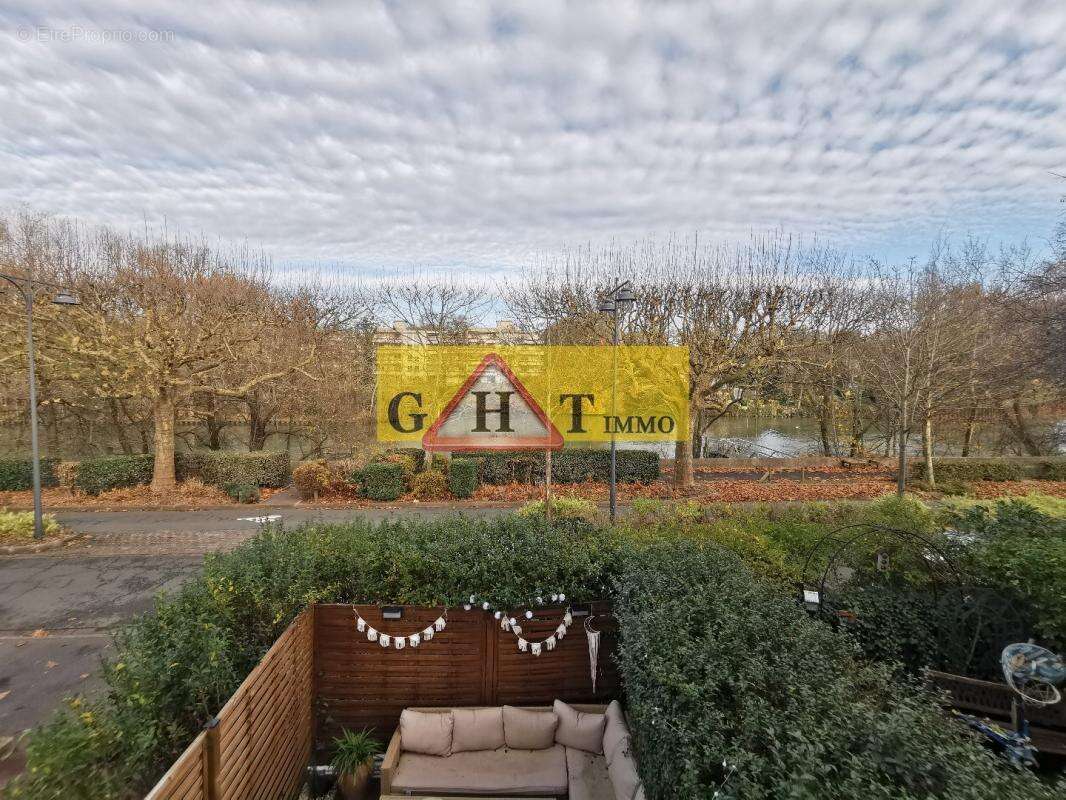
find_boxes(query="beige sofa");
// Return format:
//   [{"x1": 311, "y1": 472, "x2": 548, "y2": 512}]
[{"x1": 380, "y1": 701, "x2": 645, "y2": 799}]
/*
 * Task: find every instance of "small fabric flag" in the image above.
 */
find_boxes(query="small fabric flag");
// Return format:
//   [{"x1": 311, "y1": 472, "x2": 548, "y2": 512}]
[
  {"x1": 423, "y1": 626, "x2": 434, "y2": 641},
  {"x1": 367, "y1": 627, "x2": 378, "y2": 642},
  {"x1": 409, "y1": 633, "x2": 420, "y2": 647},
  {"x1": 563, "y1": 611, "x2": 573, "y2": 626},
  {"x1": 394, "y1": 636, "x2": 405, "y2": 650},
  {"x1": 512, "y1": 624, "x2": 522, "y2": 635},
  {"x1": 356, "y1": 617, "x2": 366, "y2": 632},
  {"x1": 545, "y1": 635, "x2": 556, "y2": 651},
  {"x1": 501, "y1": 618, "x2": 510, "y2": 630},
  {"x1": 532, "y1": 642, "x2": 543, "y2": 656},
  {"x1": 518, "y1": 638, "x2": 528, "y2": 652},
  {"x1": 434, "y1": 617, "x2": 446, "y2": 632},
  {"x1": 556, "y1": 624, "x2": 567, "y2": 639},
  {"x1": 379, "y1": 634, "x2": 391, "y2": 648}
]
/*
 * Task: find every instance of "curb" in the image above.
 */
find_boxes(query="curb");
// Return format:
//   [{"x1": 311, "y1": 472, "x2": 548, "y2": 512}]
[{"x1": 0, "y1": 532, "x2": 84, "y2": 555}]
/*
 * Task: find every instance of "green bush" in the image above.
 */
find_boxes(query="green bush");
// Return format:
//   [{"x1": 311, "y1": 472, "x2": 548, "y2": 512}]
[
  {"x1": 447, "y1": 458, "x2": 478, "y2": 498},
  {"x1": 1040, "y1": 459, "x2": 1066, "y2": 480},
  {"x1": 410, "y1": 469, "x2": 449, "y2": 500},
  {"x1": 453, "y1": 448, "x2": 661, "y2": 485},
  {"x1": 5, "y1": 515, "x2": 619, "y2": 799},
  {"x1": 0, "y1": 457, "x2": 59, "y2": 491},
  {"x1": 912, "y1": 459, "x2": 1023, "y2": 482},
  {"x1": 73, "y1": 455, "x2": 154, "y2": 495},
  {"x1": 358, "y1": 462, "x2": 405, "y2": 501},
  {"x1": 518, "y1": 496, "x2": 600, "y2": 523},
  {"x1": 224, "y1": 482, "x2": 260, "y2": 504},
  {"x1": 195, "y1": 450, "x2": 291, "y2": 488},
  {"x1": 614, "y1": 540, "x2": 1058, "y2": 800}
]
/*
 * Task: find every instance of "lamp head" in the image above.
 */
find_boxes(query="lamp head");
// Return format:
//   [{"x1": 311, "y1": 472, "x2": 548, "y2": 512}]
[
  {"x1": 597, "y1": 299, "x2": 616, "y2": 313},
  {"x1": 52, "y1": 292, "x2": 80, "y2": 306},
  {"x1": 614, "y1": 285, "x2": 636, "y2": 304}
]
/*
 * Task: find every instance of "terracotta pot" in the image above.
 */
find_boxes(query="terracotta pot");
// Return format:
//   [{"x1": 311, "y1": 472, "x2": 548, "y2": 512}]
[{"x1": 336, "y1": 761, "x2": 372, "y2": 800}]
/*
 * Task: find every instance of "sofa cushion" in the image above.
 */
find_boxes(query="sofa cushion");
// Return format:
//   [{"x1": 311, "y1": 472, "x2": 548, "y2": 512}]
[
  {"x1": 566, "y1": 746, "x2": 616, "y2": 800},
  {"x1": 399, "y1": 709, "x2": 453, "y2": 756},
  {"x1": 606, "y1": 739, "x2": 641, "y2": 800},
  {"x1": 503, "y1": 706, "x2": 559, "y2": 750},
  {"x1": 391, "y1": 745, "x2": 568, "y2": 795},
  {"x1": 554, "y1": 700, "x2": 607, "y2": 754},
  {"x1": 452, "y1": 707, "x2": 505, "y2": 752},
  {"x1": 602, "y1": 700, "x2": 630, "y2": 762}
]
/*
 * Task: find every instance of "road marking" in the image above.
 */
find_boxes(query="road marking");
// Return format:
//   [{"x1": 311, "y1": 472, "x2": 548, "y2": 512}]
[{"x1": 236, "y1": 514, "x2": 282, "y2": 524}]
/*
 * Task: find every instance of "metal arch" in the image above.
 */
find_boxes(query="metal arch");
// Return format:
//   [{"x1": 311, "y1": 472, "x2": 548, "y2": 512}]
[{"x1": 799, "y1": 523, "x2": 967, "y2": 610}]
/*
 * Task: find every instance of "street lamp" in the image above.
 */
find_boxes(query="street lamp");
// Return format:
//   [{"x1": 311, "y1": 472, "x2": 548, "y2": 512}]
[
  {"x1": 1, "y1": 272, "x2": 80, "y2": 540},
  {"x1": 598, "y1": 280, "x2": 636, "y2": 523}
]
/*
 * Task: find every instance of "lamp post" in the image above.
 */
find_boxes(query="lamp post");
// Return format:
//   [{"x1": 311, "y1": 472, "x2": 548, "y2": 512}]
[
  {"x1": 1, "y1": 272, "x2": 80, "y2": 540},
  {"x1": 598, "y1": 281, "x2": 636, "y2": 523}
]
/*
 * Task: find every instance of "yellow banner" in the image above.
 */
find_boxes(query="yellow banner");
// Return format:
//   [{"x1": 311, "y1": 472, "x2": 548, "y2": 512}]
[{"x1": 376, "y1": 345, "x2": 689, "y2": 445}]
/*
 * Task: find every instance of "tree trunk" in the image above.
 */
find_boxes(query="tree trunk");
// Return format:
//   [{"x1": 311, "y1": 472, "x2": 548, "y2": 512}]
[
  {"x1": 818, "y1": 386, "x2": 833, "y2": 456},
  {"x1": 151, "y1": 392, "x2": 177, "y2": 490},
  {"x1": 689, "y1": 408, "x2": 703, "y2": 459},
  {"x1": 922, "y1": 412, "x2": 935, "y2": 487},
  {"x1": 961, "y1": 405, "x2": 978, "y2": 457},
  {"x1": 202, "y1": 395, "x2": 226, "y2": 450},
  {"x1": 673, "y1": 411, "x2": 694, "y2": 487},
  {"x1": 1002, "y1": 399, "x2": 1043, "y2": 456},
  {"x1": 246, "y1": 391, "x2": 270, "y2": 451}
]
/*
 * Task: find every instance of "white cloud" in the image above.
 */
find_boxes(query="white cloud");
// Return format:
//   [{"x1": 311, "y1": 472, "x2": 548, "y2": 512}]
[{"x1": 1, "y1": 0, "x2": 1064, "y2": 272}]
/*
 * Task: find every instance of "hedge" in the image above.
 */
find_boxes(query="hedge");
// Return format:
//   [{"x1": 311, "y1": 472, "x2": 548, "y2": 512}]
[
  {"x1": 0, "y1": 457, "x2": 59, "y2": 491},
  {"x1": 383, "y1": 447, "x2": 426, "y2": 473},
  {"x1": 192, "y1": 450, "x2": 291, "y2": 488},
  {"x1": 1042, "y1": 459, "x2": 1066, "y2": 480},
  {"x1": 3, "y1": 516, "x2": 618, "y2": 799},
  {"x1": 72, "y1": 454, "x2": 155, "y2": 495},
  {"x1": 614, "y1": 540, "x2": 1058, "y2": 799},
  {"x1": 358, "y1": 462, "x2": 405, "y2": 500},
  {"x1": 447, "y1": 458, "x2": 478, "y2": 498},
  {"x1": 454, "y1": 448, "x2": 660, "y2": 485},
  {"x1": 911, "y1": 459, "x2": 1023, "y2": 482}
]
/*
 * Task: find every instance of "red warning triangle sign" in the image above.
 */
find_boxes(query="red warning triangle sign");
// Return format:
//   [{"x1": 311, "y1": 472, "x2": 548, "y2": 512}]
[{"x1": 422, "y1": 353, "x2": 564, "y2": 452}]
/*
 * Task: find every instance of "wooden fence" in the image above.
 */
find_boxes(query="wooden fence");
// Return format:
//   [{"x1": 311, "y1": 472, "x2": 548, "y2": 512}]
[
  {"x1": 314, "y1": 602, "x2": 618, "y2": 743},
  {"x1": 146, "y1": 602, "x2": 615, "y2": 798},
  {"x1": 145, "y1": 609, "x2": 314, "y2": 800}
]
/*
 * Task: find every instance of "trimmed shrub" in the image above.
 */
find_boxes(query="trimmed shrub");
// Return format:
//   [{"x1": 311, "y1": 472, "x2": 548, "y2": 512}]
[
  {"x1": 410, "y1": 469, "x2": 449, "y2": 500},
  {"x1": 517, "y1": 496, "x2": 599, "y2": 523},
  {"x1": 1041, "y1": 459, "x2": 1066, "y2": 480},
  {"x1": 429, "y1": 453, "x2": 449, "y2": 472},
  {"x1": 73, "y1": 455, "x2": 154, "y2": 496},
  {"x1": 197, "y1": 450, "x2": 291, "y2": 488},
  {"x1": 614, "y1": 540, "x2": 1058, "y2": 800},
  {"x1": 293, "y1": 460, "x2": 335, "y2": 500},
  {"x1": 448, "y1": 458, "x2": 478, "y2": 498},
  {"x1": 224, "y1": 483, "x2": 260, "y2": 504},
  {"x1": 453, "y1": 448, "x2": 661, "y2": 485},
  {"x1": 358, "y1": 462, "x2": 405, "y2": 501},
  {"x1": 55, "y1": 460, "x2": 79, "y2": 489},
  {"x1": 384, "y1": 447, "x2": 426, "y2": 473},
  {"x1": 0, "y1": 457, "x2": 59, "y2": 490},
  {"x1": 912, "y1": 459, "x2": 1023, "y2": 482}
]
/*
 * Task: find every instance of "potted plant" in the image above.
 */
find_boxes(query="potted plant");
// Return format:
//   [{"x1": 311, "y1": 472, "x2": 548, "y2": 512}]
[{"x1": 331, "y1": 728, "x2": 380, "y2": 800}]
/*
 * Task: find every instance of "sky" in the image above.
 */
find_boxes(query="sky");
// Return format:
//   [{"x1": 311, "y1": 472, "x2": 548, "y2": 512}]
[{"x1": 2, "y1": 0, "x2": 1065, "y2": 275}]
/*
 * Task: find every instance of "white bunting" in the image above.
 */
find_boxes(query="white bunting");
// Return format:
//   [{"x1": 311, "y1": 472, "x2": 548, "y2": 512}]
[
  {"x1": 423, "y1": 626, "x2": 434, "y2": 641},
  {"x1": 563, "y1": 611, "x2": 573, "y2": 626},
  {"x1": 409, "y1": 633, "x2": 420, "y2": 647},
  {"x1": 532, "y1": 642, "x2": 543, "y2": 656},
  {"x1": 518, "y1": 638, "x2": 528, "y2": 652},
  {"x1": 356, "y1": 617, "x2": 366, "y2": 632},
  {"x1": 545, "y1": 635, "x2": 556, "y2": 651},
  {"x1": 501, "y1": 618, "x2": 510, "y2": 630},
  {"x1": 434, "y1": 617, "x2": 446, "y2": 631},
  {"x1": 379, "y1": 634, "x2": 391, "y2": 648},
  {"x1": 512, "y1": 624, "x2": 522, "y2": 636},
  {"x1": 394, "y1": 636, "x2": 405, "y2": 650},
  {"x1": 367, "y1": 627, "x2": 378, "y2": 642}
]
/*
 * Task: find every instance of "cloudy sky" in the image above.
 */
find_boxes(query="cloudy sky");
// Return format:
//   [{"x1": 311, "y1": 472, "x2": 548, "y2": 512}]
[{"x1": 2, "y1": 0, "x2": 1065, "y2": 273}]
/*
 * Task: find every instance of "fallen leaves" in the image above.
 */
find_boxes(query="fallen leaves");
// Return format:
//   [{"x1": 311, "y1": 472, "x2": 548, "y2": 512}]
[{"x1": 30, "y1": 629, "x2": 49, "y2": 639}]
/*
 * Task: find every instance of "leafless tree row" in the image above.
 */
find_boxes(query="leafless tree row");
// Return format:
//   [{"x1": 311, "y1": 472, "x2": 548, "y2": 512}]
[{"x1": 1, "y1": 211, "x2": 1062, "y2": 491}]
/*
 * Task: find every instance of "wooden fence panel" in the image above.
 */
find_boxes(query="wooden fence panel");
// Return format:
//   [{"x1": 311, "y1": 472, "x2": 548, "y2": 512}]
[
  {"x1": 315, "y1": 604, "x2": 489, "y2": 743},
  {"x1": 314, "y1": 602, "x2": 617, "y2": 744},
  {"x1": 144, "y1": 732, "x2": 207, "y2": 800},
  {"x1": 495, "y1": 602, "x2": 619, "y2": 706},
  {"x1": 143, "y1": 609, "x2": 314, "y2": 800}
]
